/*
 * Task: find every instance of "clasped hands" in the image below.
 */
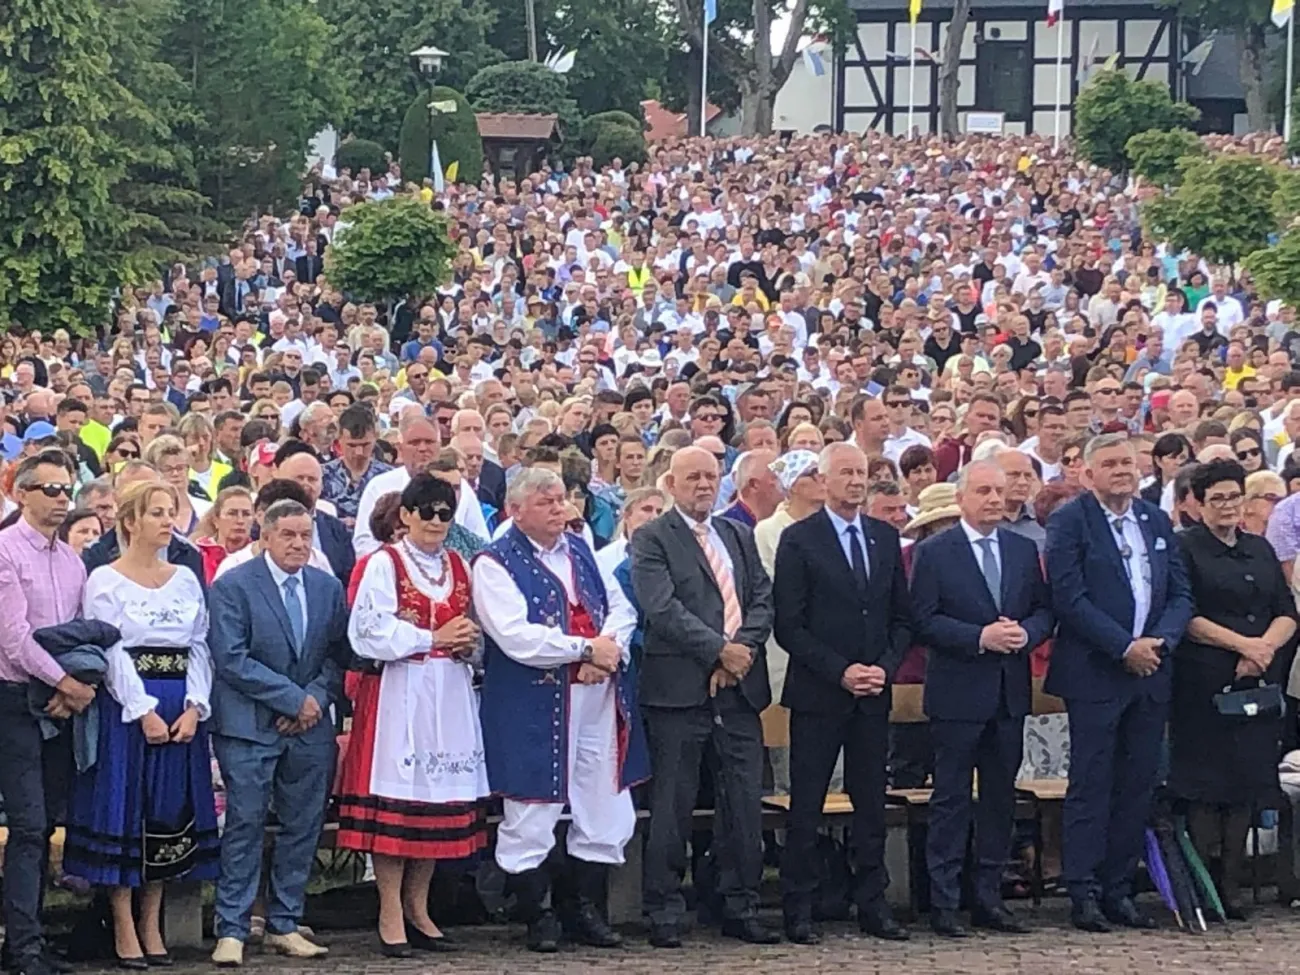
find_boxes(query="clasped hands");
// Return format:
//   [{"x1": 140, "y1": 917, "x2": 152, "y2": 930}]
[
  {"x1": 841, "y1": 663, "x2": 886, "y2": 697},
  {"x1": 710, "y1": 642, "x2": 754, "y2": 697},
  {"x1": 276, "y1": 694, "x2": 323, "y2": 736},
  {"x1": 141, "y1": 705, "x2": 202, "y2": 744},
  {"x1": 434, "y1": 615, "x2": 481, "y2": 659},
  {"x1": 1235, "y1": 635, "x2": 1278, "y2": 680},
  {"x1": 1122, "y1": 636, "x2": 1165, "y2": 677},
  {"x1": 576, "y1": 635, "x2": 622, "y2": 685},
  {"x1": 43, "y1": 675, "x2": 96, "y2": 720},
  {"x1": 980, "y1": 617, "x2": 1030, "y2": 654}
]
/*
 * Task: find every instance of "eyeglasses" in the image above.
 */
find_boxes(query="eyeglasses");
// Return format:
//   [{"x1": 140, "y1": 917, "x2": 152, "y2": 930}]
[
  {"x1": 1063, "y1": 454, "x2": 1083, "y2": 465},
  {"x1": 258, "y1": 412, "x2": 279, "y2": 421},
  {"x1": 1095, "y1": 387, "x2": 1120, "y2": 396},
  {"x1": 1236, "y1": 448, "x2": 1261, "y2": 460},
  {"x1": 885, "y1": 400, "x2": 910, "y2": 409},
  {"x1": 1204, "y1": 492, "x2": 1244, "y2": 508},
  {"x1": 695, "y1": 413, "x2": 723, "y2": 423},
  {"x1": 1022, "y1": 409, "x2": 1040, "y2": 419},
  {"x1": 29, "y1": 483, "x2": 73, "y2": 499},
  {"x1": 407, "y1": 371, "x2": 427, "y2": 381},
  {"x1": 411, "y1": 503, "x2": 454, "y2": 523},
  {"x1": 116, "y1": 448, "x2": 140, "y2": 460}
]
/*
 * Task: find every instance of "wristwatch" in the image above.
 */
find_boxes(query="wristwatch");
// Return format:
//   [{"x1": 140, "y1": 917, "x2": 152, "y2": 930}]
[{"x1": 579, "y1": 642, "x2": 594, "y2": 664}]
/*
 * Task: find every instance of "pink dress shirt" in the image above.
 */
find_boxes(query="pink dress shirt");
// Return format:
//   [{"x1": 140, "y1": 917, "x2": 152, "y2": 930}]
[{"x1": 0, "y1": 518, "x2": 86, "y2": 686}]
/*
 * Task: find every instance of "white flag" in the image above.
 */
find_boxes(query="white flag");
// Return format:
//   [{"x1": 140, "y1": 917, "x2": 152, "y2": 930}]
[{"x1": 1047, "y1": 0, "x2": 1064, "y2": 26}]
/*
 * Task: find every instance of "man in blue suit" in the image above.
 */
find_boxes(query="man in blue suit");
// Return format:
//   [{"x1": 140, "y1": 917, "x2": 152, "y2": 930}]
[
  {"x1": 207, "y1": 498, "x2": 350, "y2": 967},
  {"x1": 273, "y1": 441, "x2": 355, "y2": 586},
  {"x1": 1044, "y1": 433, "x2": 1192, "y2": 933},
  {"x1": 911, "y1": 459, "x2": 1053, "y2": 938}
]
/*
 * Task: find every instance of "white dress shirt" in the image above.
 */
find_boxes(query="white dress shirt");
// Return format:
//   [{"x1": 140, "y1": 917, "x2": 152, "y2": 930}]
[
  {"x1": 265, "y1": 553, "x2": 309, "y2": 639},
  {"x1": 825, "y1": 507, "x2": 869, "y2": 578},
  {"x1": 1107, "y1": 506, "x2": 1152, "y2": 639},
  {"x1": 472, "y1": 532, "x2": 636, "y2": 667},
  {"x1": 960, "y1": 518, "x2": 1002, "y2": 576}
]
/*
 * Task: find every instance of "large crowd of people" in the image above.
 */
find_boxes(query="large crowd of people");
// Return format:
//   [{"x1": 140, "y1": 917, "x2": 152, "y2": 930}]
[{"x1": 2, "y1": 128, "x2": 1300, "y2": 971}]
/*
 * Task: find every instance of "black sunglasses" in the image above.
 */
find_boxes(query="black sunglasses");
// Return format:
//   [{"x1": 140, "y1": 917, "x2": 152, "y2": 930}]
[
  {"x1": 411, "y1": 503, "x2": 454, "y2": 523},
  {"x1": 31, "y1": 483, "x2": 73, "y2": 499},
  {"x1": 117, "y1": 448, "x2": 140, "y2": 460},
  {"x1": 1237, "y1": 448, "x2": 1262, "y2": 460}
]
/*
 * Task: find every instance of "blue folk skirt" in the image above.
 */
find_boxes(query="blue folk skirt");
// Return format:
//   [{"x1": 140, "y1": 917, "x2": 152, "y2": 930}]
[{"x1": 63, "y1": 657, "x2": 220, "y2": 888}]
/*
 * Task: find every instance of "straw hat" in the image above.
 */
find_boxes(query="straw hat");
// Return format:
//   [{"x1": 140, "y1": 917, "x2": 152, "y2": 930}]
[{"x1": 902, "y1": 482, "x2": 960, "y2": 539}]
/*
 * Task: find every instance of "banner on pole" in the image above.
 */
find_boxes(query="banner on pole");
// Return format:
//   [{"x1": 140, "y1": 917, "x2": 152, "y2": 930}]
[
  {"x1": 1275, "y1": 0, "x2": 1294, "y2": 28},
  {"x1": 909, "y1": 0, "x2": 922, "y2": 26},
  {"x1": 1047, "y1": 0, "x2": 1064, "y2": 26},
  {"x1": 705, "y1": 0, "x2": 717, "y2": 25}
]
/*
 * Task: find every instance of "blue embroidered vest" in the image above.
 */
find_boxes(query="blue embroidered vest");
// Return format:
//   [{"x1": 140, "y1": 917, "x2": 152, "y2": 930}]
[{"x1": 478, "y1": 526, "x2": 648, "y2": 802}]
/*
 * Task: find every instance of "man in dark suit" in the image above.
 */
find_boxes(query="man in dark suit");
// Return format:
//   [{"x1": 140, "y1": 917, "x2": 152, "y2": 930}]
[
  {"x1": 1045, "y1": 433, "x2": 1192, "y2": 932},
  {"x1": 295, "y1": 239, "x2": 324, "y2": 285},
  {"x1": 476, "y1": 457, "x2": 507, "y2": 514},
  {"x1": 273, "y1": 442, "x2": 355, "y2": 586},
  {"x1": 207, "y1": 498, "x2": 350, "y2": 966},
  {"x1": 910, "y1": 459, "x2": 1054, "y2": 937},
  {"x1": 632, "y1": 445, "x2": 777, "y2": 948},
  {"x1": 773, "y1": 441, "x2": 912, "y2": 945}
]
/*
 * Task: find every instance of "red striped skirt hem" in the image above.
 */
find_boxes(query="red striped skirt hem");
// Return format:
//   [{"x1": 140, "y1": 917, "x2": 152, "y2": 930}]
[{"x1": 335, "y1": 794, "x2": 488, "y2": 860}]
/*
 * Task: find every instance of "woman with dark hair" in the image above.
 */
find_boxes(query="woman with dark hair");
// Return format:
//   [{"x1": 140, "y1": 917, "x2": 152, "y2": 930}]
[
  {"x1": 775, "y1": 400, "x2": 814, "y2": 439},
  {"x1": 1173, "y1": 458, "x2": 1296, "y2": 919},
  {"x1": 58, "y1": 507, "x2": 103, "y2": 555},
  {"x1": 1007, "y1": 396, "x2": 1041, "y2": 443},
  {"x1": 336, "y1": 474, "x2": 489, "y2": 955},
  {"x1": 1229, "y1": 428, "x2": 1265, "y2": 475},
  {"x1": 1141, "y1": 432, "x2": 1192, "y2": 506}
]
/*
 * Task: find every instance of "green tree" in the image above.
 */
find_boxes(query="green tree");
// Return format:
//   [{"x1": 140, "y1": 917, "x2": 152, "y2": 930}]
[
  {"x1": 1161, "y1": 0, "x2": 1273, "y2": 131},
  {"x1": 398, "y1": 87, "x2": 484, "y2": 184},
  {"x1": 320, "y1": 0, "x2": 499, "y2": 146},
  {"x1": 162, "y1": 0, "x2": 346, "y2": 224},
  {"x1": 1074, "y1": 68, "x2": 1200, "y2": 173},
  {"x1": 544, "y1": 0, "x2": 670, "y2": 117},
  {"x1": 1245, "y1": 229, "x2": 1300, "y2": 307},
  {"x1": 577, "y1": 112, "x2": 647, "y2": 166},
  {"x1": 1125, "y1": 128, "x2": 1206, "y2": 187},
  {"x1": 335, "y1": 139, "x2": 389, "y2": 175},
  {"x1": 326, "y1": 198, "x2": 457, "y2": 306},
  {"x1": 0, "y1": 0, "x2": 189, "y2": 332},
  {"x1": 467, "y1": 60, "x2": 581, "y2": 143},
  {"x1": 1142, "y1": 155, "x2": 1280, "y2": 264}
]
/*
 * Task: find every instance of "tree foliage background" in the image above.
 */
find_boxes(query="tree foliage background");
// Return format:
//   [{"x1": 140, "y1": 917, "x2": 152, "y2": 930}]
[
  {"x1": 325, "y1": 197, "x2": 457, "y2": 306},
  {"x1": 1142, "y1": 155, "x2": 1280, "y2": 264},
  {"x1": 1074, "y1": 68, "x2": 1200, "y2": 173}
]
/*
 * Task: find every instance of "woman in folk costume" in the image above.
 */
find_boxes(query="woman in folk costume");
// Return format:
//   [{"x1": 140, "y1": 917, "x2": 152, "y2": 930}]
[
  {"x1": 63, "y1": 481, "x2": 219, "y2": 968},
  {"x1": 335, "y1": 474, "x2": 489, "y2": 957},
  {"x1": 472, "y1": 467, "x2": 649, "y2": 954}
]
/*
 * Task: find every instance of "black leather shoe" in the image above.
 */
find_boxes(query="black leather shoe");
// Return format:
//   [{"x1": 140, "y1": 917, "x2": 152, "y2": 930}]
[
  {"x1": 971, "y1": 904, "x2": 1029, "y2": 934},
  {"x1": 860, "y1": 906, "x2": 910, "y2": 941},
  {"x1": 405, "y1": 923, "x2": 458, "y2": 953},
  {"x1": 379, "y1": 939, "x2": 412, "y2": 958},
  {"x1": 721, "y1": 918, "x2": 781, "y2": 945},
  {"x1": 116, "y1": 956, "x2": 149, "y2": 971},
  {"x1": 526, "y1": 911, "x2": 563, "y2": 953},
  {"x1": 145, "y1": 951, "x2": 174, "y2": 966},
  {"x1": 784, "y1": 917, "x2": 821, "y2": 945},
  {"x1": 1102, "y1": 897, "x2": 1157, "y2": 930},
  {"x1": 648, "y1": 922, "x2": 682, "y2": 949},
  {"x1": 930, "y1": 908, "x2": 968, "y2": 938},
  {"x1": 573, "y1": 903, "x2": 623, "y2": 948},
  {"x1": 1071, "y1": 898, "x2": 1112, "y2": 933}
]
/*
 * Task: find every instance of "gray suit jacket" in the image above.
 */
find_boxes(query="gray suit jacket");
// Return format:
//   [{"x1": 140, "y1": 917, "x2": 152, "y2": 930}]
[
  {"x1": 632, "y1": 508, "x2": 773, "y2": 712},
  {"x1": 207, "y1": 554, "x2": 349, "y2": 745}
]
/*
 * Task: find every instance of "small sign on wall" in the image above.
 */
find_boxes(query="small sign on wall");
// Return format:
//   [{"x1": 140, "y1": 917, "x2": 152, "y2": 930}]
[{"x1": 964, "y1": 111, "x2": 1006, "y2": 134}]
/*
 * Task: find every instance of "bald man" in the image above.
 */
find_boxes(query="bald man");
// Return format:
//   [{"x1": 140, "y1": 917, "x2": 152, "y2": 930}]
[{"x1": 633, "y1": 446, "x2": 777, "y2": 947}]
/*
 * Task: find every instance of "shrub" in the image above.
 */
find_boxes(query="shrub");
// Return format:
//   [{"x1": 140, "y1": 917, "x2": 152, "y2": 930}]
[{"x1": 334, "y1": 139, "x2": 388, "y2": 177}]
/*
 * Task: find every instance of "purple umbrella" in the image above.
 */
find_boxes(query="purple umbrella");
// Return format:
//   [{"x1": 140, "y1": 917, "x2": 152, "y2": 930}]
[{"x1": 1145, "y1": 827, "x2": 1181, "y2": 926}]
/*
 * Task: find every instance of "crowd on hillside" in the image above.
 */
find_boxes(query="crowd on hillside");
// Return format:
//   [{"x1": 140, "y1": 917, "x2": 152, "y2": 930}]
[{"x1": 3, "y1": 128, "x2": 1300, "y2": 970}]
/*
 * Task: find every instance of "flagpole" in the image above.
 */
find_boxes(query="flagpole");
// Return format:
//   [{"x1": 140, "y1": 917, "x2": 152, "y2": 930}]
[
  {"x1": 1053, "y1": 16, "x2": 1065, "y2": 150},
  {"x1": 907, "y1": 21, "x2": 917, "y2": 138},
  {"x1": 1287, "y1": 8, "x2": 1295, "y2": 145},
  {"x1": 700, "y1": 12, "x2": 710, "y2": 137}
]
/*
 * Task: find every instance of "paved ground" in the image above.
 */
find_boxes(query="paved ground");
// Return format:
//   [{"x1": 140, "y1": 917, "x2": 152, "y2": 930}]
[{"x1": 70, "y1": 902, "x2": 1300, "y2": 974}]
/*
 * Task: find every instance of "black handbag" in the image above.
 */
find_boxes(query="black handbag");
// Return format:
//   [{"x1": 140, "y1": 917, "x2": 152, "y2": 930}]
[{"x1": 1213, "y1": 679, "x2": 1286, "y2": 719}]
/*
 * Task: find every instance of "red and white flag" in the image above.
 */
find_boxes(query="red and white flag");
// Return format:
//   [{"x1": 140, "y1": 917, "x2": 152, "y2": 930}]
[{"x1": 1047, "y1": 0, "x2": 1064, "y2": 25}]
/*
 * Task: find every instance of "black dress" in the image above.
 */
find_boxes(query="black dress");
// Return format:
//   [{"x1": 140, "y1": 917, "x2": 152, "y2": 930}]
[{"x1": 1168, "y1": 525, "x2": 1295, "y2": 806}]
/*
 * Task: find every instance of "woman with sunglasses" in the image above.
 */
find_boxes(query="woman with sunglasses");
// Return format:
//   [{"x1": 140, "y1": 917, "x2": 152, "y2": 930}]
[
  {"x1": 1229, "y1": 428, "x2": 1265, "y2": 475},
  {"x1": 1058, "y1": 435, "x2": 1088, "y2": 491},
  {"x1": 336, "y1": 474, "x2": 488, "y2": 957},
  {"x1": 105, "y1": 435, "x2": 142, "y2": 472}
]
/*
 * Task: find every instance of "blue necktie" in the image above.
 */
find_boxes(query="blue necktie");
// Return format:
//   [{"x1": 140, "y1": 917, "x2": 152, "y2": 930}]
[
  {"x1": 845, "y1": 524, "x2": 869, "y2": 592},
  {"x1": 282, "y1": 576, "x2": 305, "y2": 653},
  {"x1": 977, "y1": 537, "x2": 1002, "y2": 611}
]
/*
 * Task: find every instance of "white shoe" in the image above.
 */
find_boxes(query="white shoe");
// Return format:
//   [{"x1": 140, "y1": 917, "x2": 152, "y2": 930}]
[
  {"x1": 264, "y1": 930, "x2": 329, "y2": 958},
  {"x1": 211, "y1": 937, "x2": 244, "y2": 967}
]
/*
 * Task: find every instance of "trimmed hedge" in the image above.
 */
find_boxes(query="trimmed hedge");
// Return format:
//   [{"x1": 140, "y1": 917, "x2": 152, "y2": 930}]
[
  {"x1": 397, "y1": 86, "x2": 483, "y2": 185},
  {"x1": 335, "y1": 138, "x2": 387, "y2": 176}
]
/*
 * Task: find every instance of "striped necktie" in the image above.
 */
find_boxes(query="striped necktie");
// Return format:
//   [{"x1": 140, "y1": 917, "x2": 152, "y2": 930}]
[{"x1": 693, "y1": 523, "x2": 743, "y2": 639}]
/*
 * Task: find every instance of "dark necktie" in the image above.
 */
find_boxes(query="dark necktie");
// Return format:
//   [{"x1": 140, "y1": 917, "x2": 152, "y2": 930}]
[{"x1": 845, "y1": 524, "x2": 869, "y2": 592}]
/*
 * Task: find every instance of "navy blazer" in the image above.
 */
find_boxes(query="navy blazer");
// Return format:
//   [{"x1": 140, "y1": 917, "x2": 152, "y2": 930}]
[
  {"x1": 476, "y1": 460, "x2": 507, "y2": 513},
  {"x1": 911, "y1": 524, "x2": 1053, "y2": 722},
  {"x1": 207, "y1": 555, "x2": 349, "y2": 745},
  {"x1": 1044, "y1": 493, "x2": 1193, "y2": 703},
  {"x1": 774, "y1": 509, "x2": 912, "y2": 716},
  {"x1": 314, "y1": 509, "x2": 355, "y2": 587}
]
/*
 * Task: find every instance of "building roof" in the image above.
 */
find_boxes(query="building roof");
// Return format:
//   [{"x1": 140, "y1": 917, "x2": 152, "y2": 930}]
[
  {"x1": 640, "y1": 99, "x2": 723, "y2": 141},
  {"x1": 475, "y1": 113, "x2": 558, "y2": 140}
]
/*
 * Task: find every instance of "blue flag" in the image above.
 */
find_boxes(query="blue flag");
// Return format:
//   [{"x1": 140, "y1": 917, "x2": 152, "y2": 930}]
[{"x1": 705, "y1": 0, "x2": 717, "y2": 24}]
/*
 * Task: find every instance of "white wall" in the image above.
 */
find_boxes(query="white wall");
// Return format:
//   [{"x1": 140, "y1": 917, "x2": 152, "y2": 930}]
[{"x1": 772, "y1": 43, "x2": 834, "y2": 133}]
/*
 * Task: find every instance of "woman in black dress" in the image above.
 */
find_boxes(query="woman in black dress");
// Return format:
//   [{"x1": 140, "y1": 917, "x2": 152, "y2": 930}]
[{"x1": 1171, "y1": 458, "x2": 1297, "y2": 918}]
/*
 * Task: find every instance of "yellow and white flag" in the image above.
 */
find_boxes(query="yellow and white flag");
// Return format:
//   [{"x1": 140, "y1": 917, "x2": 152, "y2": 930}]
[
  {"x1": 1275, "y1": 0, "x2": 1294, "y2": 28},
  {"x1": 909, "y1": 0, "x2": 922, "y2": 25}
]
